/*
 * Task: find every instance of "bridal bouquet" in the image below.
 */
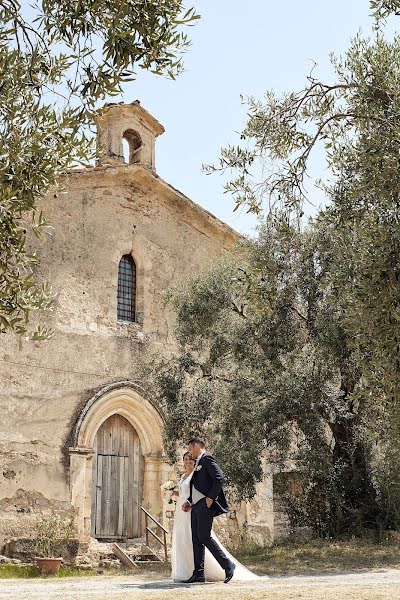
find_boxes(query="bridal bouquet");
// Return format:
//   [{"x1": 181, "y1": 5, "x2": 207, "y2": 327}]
[{"x1": 162, "y1": 480, "x2": 178, "y2": 504}]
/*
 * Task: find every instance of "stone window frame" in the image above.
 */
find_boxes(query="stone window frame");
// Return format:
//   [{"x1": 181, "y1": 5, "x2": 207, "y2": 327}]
[
  {"x1": 117, "y1": 254, "x2": 137, "y2": 323},
  {"x1": 111, "y1": 245, "x2": 146, "y2": 329}
]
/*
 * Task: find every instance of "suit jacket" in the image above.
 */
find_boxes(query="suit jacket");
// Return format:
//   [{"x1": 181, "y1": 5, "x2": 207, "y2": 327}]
[{"x1": 188, "y1": 453, "x2": 229, "y2": 516}]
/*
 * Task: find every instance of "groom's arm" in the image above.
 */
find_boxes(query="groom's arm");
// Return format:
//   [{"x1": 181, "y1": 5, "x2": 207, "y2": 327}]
[
  {"x1": 203, "y1": 455, "x2": 224, "y2": 501},
  {"x1": 187, "y1": 477, "x2": 193, "y2": 505}
]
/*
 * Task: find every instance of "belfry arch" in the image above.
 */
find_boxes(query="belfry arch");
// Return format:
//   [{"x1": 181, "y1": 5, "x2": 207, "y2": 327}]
[
  {"x1": 69, "y1": 381, "x2": 168, "y2": 540},
  {"x1": 122, "y1": 129, "x2": 142, "y2": 164}
]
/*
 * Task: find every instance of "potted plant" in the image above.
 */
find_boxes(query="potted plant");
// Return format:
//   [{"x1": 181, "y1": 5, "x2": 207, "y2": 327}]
[{"x1": 34, "y1": 515, "x2": 75, "y2": 575}]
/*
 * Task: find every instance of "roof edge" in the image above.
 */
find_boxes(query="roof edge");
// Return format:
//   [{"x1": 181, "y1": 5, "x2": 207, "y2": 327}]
[{"x1": 66, "y1": 163, "x2": 243, "y2": 243}]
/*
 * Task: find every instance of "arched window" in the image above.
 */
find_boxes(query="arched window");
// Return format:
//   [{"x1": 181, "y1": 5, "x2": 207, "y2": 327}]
[
  {"x1": 122, "y1": 129, "x2": 142, "y2": 164},
  {"x1": 117, "y1": 255, "x2": 136, "y2": 323}
]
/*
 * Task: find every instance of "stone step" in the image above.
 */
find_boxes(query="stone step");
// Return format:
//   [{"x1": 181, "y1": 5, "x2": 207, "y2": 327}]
[{"x1": 85, "y1": 537, "x2": 170, "y2": 566}]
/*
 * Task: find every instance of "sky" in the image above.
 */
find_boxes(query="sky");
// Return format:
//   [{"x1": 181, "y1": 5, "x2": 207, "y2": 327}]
[{"x1": 120, "y1": 1, "x2": 380, "y2": 236}]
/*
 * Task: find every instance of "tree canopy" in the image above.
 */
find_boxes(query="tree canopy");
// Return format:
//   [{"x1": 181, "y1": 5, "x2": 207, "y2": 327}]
[{"x1": 204, "y1": 1, "x2": 400, "y2": 437}]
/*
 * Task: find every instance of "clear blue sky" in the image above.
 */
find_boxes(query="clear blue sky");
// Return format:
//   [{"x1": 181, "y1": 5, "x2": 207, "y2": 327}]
[{"x1": 121, "y1": 1, "x2": 379, "y2": 236}]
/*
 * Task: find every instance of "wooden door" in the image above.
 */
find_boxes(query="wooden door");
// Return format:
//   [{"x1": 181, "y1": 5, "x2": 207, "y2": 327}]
[{"x1": 92, "y1": 414, "x2": 143, "y2": 539}]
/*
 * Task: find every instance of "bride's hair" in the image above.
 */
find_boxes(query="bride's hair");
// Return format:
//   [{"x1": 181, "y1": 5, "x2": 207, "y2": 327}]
[{"x1": 183, "y1": 451, "x2": 195, "y2": 462}]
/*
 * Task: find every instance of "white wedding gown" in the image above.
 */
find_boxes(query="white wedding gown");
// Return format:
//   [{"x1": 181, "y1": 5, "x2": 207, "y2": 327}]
[{"x1": 171, "y1": 473, "x2": 258, "y2": 582}]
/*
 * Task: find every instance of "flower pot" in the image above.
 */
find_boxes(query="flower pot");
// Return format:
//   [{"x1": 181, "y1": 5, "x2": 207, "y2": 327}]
[{"x1": 35, "y1": 557, "x2": 63, "y2": 574}]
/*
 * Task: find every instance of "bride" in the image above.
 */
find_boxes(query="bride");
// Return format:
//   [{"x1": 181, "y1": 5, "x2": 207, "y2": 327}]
[{"x1": 171, "y1": 452, "x2": 258, "y2": 582}]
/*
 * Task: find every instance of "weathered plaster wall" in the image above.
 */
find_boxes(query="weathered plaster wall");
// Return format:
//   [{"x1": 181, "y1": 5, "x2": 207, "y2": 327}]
[{"x1": 0, "y1": 161, "x2": 242, "y2": 546}]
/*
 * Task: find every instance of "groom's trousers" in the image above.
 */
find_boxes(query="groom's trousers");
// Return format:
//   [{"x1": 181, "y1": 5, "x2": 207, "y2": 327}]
[{"x1": 191, "y1": 498, "x2": 231, "y2": 576}]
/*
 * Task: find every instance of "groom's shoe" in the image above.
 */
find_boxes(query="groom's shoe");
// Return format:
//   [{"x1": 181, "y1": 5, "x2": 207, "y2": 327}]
[
  {"x1": 181, "y1": 574, "x2": 206, "y2": 584},
  {"x1": 224, "y1": 562, "x2": 236, "y2": 583}
]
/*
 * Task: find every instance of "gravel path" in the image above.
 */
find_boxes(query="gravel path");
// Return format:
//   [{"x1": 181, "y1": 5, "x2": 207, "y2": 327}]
[{"x1": 1, "y1": 570, "x2": 400, "y2": 600}]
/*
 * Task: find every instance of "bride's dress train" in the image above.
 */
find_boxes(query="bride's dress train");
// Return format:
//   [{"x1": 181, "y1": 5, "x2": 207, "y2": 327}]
[{"x1": 171, "y1": 473, "x2": 258, "y2": 582}]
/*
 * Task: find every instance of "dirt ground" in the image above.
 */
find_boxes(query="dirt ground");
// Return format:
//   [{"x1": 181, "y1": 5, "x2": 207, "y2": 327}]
[{"x1": 1, "y1": 569, "x2": 400, "y2": 600}]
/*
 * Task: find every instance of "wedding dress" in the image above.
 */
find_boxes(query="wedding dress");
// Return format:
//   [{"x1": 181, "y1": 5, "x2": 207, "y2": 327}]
[{"x1": 171, "y1": 472, "x2": 258, "y2": 582}]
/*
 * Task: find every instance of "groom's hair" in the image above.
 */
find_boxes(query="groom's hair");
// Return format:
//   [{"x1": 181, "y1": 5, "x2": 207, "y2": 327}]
[{"x1": 188, "y1": 436, "x2": 205, "y2": 448}]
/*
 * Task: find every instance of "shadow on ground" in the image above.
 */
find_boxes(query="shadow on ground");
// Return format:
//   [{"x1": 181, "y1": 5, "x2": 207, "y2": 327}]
[{"x1": 120, "y1": 580, "x2": 217, "y2": 590}]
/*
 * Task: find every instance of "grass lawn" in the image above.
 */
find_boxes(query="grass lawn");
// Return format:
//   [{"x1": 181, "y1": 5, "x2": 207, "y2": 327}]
[
  {"x1": 1, "y1": 539, "x2": 399, "y2": 582},
  {"x1": 230, "y1": 538, "x2": 400, "y2": 576},
  {"x1": 0, "y1": 562, "x2": 171, "y2": 579},
  {"x1": 0, "y1": 564, "x2": 97, "y2": 578}
]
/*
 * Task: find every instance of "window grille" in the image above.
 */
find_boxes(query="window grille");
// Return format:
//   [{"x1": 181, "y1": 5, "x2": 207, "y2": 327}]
[{"x1": 117, "y1": 255, "x2": 136, "y2": 323}]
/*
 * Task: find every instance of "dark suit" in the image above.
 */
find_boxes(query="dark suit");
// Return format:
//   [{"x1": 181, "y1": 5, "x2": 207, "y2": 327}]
[{"x1": 188, "y1": 453, "x2": 231, "y2": 577}]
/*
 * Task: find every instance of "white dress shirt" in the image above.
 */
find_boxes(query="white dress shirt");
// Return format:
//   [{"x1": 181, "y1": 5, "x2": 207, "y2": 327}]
[{"x1": 191, "y1": 451, "x2": 206, "y2": 505}]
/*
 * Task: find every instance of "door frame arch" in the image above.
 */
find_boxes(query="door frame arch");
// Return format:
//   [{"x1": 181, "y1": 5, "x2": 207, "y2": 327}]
[{"x1": 69, "y1": 381, "x2": 167, "y2": 540}]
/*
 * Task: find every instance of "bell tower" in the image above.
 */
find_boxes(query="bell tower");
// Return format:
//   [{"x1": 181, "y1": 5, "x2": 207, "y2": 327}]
[{"x1": 94, "y1": 100, "x2": 165, "y2": 170}]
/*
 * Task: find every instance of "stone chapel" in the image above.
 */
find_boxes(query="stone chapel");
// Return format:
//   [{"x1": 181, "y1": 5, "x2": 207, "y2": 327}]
[{"x1": 0, "y1": 101, "x2": 278, "y2": 553}]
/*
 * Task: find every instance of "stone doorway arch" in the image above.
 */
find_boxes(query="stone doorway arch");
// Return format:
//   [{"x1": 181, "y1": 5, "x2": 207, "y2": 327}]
[{"x1": 69, "y1": 381, "x2": 168, "y2": 541}]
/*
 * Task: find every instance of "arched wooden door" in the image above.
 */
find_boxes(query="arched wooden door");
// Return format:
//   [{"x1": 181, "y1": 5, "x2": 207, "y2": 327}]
[{"x1": 92, "y1": 414, "x2": 144, "y2": 539}]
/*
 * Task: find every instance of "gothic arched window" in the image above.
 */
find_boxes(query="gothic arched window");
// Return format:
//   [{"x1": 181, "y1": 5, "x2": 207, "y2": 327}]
[{"x1": 117, "y1": 254, "x2": 136, "y2": 323}]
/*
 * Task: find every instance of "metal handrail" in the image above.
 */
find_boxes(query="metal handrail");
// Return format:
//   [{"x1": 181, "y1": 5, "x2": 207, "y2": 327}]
[
  {"x1": 141, "y1": 507, "x2": 169, "y2": 533},
  {"x1": 141, "y1": 506, "x2": 168, "y2": 562}
]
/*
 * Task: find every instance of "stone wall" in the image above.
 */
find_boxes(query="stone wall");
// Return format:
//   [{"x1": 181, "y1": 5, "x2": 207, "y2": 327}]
[{"x1": 0, "y1": 158, "x2": 242, "y2": 547}]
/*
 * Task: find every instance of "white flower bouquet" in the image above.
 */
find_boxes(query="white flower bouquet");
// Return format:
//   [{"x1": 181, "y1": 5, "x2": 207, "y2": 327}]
[
  {"x1": 161, "y1": 480, "x2": 177, "y2": 491},
  {"x1": 161, "y1": 480, "x2": 179, "y2": 504}
]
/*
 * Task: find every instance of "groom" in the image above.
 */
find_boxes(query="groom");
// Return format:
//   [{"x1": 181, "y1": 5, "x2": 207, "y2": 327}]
[{"x1": 181, "y1": 436, "x2": 236, "y2": 584}]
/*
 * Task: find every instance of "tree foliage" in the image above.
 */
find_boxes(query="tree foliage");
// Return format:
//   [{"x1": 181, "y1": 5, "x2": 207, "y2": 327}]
[
  {"x1": 144, "y1": 217, "x2": 387, "y2": 534},
  {"x1": 204, "y1": 6, "x2": 400, "y2": 411},
  {"x1": 204, "y1": 1, "x2": 400, "y2": 461},
  {"x1": 144, "y1": 0, "x2": 400, "y2": 535},
  {"x1": 0, "y1": 0, "x2": 199, "y2": 340}
]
